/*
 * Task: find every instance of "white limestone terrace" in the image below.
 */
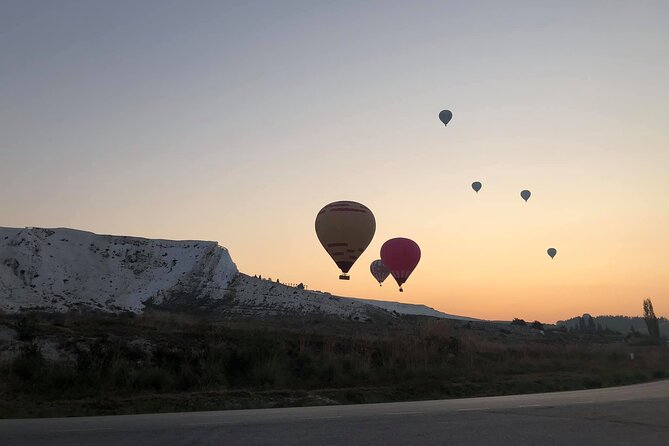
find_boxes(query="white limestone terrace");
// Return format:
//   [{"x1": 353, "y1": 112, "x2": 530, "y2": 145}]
[
  {"x1": 228, "y1": 274, "x2": 378, "y2": 321},
  {"x1": 0, "y1": 227, "x2": 466, "y2": 321},
  {"x1": 0, "y1": 227, "x2": 237, "y2": 313},
  {"x1": 223, "y1": 275, "x2": 474, "y2": 321}
]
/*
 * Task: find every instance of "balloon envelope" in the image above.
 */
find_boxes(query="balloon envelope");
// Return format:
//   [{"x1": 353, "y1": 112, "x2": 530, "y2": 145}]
[
  {"x1": 380, "y1": 238, "x2": 421, "y2": 291},
  {"x1": 520, "y1": 190, "x2": 531, "y2": 202},
  {"x1": 315, "y1": 201, "x2": 376, "y2": 278},
  {"x1": 439, "y1": 110, "x2": 453, "y2": 126},
  {"x1": 472, "y1": 181, "x2": 482, "y2": 193},
  {"x1": 370, "y1": 259, "x2": 390, "y2": 285},
  {"x1": 547, "y1": 248, "x2": 557, "y2": 259}
]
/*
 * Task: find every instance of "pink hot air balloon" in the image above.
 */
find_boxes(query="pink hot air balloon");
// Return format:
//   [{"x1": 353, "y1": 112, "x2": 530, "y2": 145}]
[
  {"x1": 370, "y1": 259, "x2": 390, "y2": 286},
  {"x1": 380, "y1": 238, "x2": 421, "y2": 292}
]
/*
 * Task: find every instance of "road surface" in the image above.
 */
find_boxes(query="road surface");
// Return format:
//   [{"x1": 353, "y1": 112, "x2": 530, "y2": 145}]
[{"x1": 2, "y1": 380, "x2": 669, "y2": 445}]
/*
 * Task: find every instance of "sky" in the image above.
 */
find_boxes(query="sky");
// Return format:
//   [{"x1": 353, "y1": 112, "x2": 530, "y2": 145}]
[{"x1": 1, "y1": 0, "x2": 668, "y2": 323}]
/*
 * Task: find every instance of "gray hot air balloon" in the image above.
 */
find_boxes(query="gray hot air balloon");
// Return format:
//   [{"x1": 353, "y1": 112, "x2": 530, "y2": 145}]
[
  {"x1": 520, "y1": 190, "x2": 531, "y2": 202},
  {"x1": 471, "y1": 181, "x2": 482, "y2": 193},
  {"x1": 370, "y1": 259, "x2": 390, "y2": 286},
  {"x1": 439, "y1": 110, "x2": 453, "y2": 126},
  {"x1": 547, "y1": 248, "x2": 557, "y2": 259}
]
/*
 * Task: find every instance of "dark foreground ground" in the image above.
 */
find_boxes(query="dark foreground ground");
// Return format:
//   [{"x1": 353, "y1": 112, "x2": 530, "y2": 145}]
[
  {"x1": 1, "y1": 311, "x2": 668, "y2": 418},
  {"x1": 1, "y1": 380, "x2": 668, "y2": 446}
]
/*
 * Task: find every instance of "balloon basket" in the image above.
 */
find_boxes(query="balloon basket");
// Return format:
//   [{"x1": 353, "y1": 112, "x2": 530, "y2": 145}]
[{"x1": 339, "y1": 274, "x2": 350, "y2": 281}]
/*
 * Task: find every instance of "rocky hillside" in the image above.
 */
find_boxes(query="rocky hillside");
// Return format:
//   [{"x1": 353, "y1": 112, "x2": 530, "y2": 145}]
[
  {"x1": 349, "y1": 297, "x2": 478, "y2": 321},
  {"x1": 0, "y1": 227, "x2": 458, "y2": 321},
  {"x1": 224, "y1": 274, "x2": 387, "y2": 321},
  {"x1": 0, "y1": 227, "x2": 237, "y2": 313}
]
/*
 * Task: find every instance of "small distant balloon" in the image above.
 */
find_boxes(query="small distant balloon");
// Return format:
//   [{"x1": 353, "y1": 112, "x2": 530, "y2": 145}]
[
  {"x1": 380, "y1": 238, "x2": 421, "y2": 292},
  {"x1": 520, "y1": 190, "x2": 531, "y2": 202},
  {"x1": 370, "y1": 260, "x2": 390, "y2": 286},
  {"x1": 472, "y1": 181, "x2": 482, "y2": 193},
  {"x1": 547, "y1": 248, "x2": 557, "y2": 259},
  {"x1": 439, "y1": 110, "x2": 453, "y2": 126}
]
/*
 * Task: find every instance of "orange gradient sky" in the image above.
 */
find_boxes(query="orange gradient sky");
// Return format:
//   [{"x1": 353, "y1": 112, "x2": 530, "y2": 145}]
[{"x1": 1, "y1": 1, "x2": 667, "y2": 322}]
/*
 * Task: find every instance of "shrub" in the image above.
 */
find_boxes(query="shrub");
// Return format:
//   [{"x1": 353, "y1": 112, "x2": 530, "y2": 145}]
[
  {"x1": 12, "y1": 343, "x2": 44, "y2": 381},
  {"x1": 133, "y1": 367, "x2": 175, "y2": 392},
  {"x1": 16, "y1": 316, "x2": 37, "y2": 341}
]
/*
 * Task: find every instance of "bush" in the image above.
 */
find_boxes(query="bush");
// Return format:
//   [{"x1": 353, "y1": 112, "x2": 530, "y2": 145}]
[
  {"x1": 530, "y1": 321, "x2": 544, "y2": 330},
  {"x1": 12, "y1": 343, "x2": 44, "y2": 381},
  {"x1": 16, "y1": 316, "x2": 37, "y2": 341},
  {"x1": 134, "y1": 367, "x2": 175, "y2": 392}
]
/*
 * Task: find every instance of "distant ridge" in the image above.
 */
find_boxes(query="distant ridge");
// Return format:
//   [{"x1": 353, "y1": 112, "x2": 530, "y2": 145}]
[
  {"x1": 348, "y1": 297, "x2": 479, "y2": 321},
  {"x1": 557, "y1": 314, "x2": 669, "y2": 336}
]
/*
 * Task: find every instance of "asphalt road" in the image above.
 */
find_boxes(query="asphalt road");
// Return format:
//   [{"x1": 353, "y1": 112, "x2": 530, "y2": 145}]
[{"x1": 2, "y1": 380, "x2": 669, "y2": 445}]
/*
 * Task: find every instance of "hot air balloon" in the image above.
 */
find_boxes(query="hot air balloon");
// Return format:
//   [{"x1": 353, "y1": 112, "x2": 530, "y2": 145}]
[
  {"x1": 315, "y1": 201, "x2": 376, "y2": 280},
  {"x1": 472, "y1": 181, "x2": 482, "y2": 193},
  {"x1": 520, "y1": 190, "x2": 531, "y2": 202},
  {"x1": 439, "y1": 110, "x2": 453, "y2": 126},
  {"x1": 380, "y1": 238, "x2": 421, "y2": 292},
  {"x1": 547, "y1": 248, "x2": 557, "y2": 259},
  {"x1": 370, "y1": 260, "x2": 390, "y2": 286}
]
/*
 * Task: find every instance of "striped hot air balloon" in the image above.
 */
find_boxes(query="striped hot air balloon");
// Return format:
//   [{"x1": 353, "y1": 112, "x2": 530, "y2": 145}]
[
  {"x1": 315, "y1": 201, "x2": 376, "y2": 280},
  {"x1": 380, "y1": 238, "x2": 421, "y2": 292},
  {"x1": 370, "y1": 259, "x2": 390, "y2": 286}
]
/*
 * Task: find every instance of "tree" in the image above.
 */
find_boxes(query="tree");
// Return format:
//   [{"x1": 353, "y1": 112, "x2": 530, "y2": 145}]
[
  {"x1": 511, "y1": 318, "x2": 527, "y2": 327},
  {"x1": 643, "y1": 298, "x2": 660, "y2": 339},
  {"x1": 530, "y1": 321, "x2": 544, "y2": 331},
  {"x1": 586, "y1": 316, "x2": 596, "y2": 334}
]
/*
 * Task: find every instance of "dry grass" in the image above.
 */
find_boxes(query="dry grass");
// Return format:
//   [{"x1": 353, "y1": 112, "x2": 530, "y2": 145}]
[{"x1": 0, "y1": 312, "x2": 667, "y2": 418}]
